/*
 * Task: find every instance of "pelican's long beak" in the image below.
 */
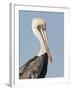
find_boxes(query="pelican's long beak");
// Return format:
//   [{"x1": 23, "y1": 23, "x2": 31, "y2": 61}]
[{"x1": 39, "y1": 27, "x2": 52, "y2": 64}]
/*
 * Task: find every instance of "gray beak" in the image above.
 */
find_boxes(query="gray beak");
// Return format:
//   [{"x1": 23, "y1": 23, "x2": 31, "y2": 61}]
[{"x1": 38, "y1": 25, "x2": 52, "y2": 63}]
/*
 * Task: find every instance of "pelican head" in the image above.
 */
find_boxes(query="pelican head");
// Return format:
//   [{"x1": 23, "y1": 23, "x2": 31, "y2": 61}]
[{"x1": 32, "y1": 18, "x2": 52, "y2": 63}]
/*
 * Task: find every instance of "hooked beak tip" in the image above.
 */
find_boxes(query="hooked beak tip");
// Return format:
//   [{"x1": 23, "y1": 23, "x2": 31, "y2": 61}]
[{"x1": 48, "y1": 57, "x2": 53, "y2": 64}]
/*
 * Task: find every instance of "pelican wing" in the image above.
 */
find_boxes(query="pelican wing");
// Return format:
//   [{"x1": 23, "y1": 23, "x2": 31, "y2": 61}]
[
  {"x1": 19, "y1": 56, "x2": 44, "y2": 79},
  {"x1": 19, "y1": 56, "x2": 38, "y2": 74}
]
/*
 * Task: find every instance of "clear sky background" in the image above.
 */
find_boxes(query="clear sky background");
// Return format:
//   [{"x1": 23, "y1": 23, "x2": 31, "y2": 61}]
[{"x1": 19, "y1": 10, "x2": 64, "y2": 78}]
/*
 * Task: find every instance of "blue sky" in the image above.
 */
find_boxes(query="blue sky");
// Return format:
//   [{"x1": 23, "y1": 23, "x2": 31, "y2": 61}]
[{"x1": 19, "y1": 10, "x2": 64, "y2": 77}]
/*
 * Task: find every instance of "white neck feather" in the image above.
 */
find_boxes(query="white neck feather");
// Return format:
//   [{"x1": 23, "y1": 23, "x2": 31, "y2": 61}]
[
  {"x1": 37, "y1": 38, "x2": 46, "y2": 56},
  {"x1": 34, "y1": 30, "x2": 46, "y2": 56}
]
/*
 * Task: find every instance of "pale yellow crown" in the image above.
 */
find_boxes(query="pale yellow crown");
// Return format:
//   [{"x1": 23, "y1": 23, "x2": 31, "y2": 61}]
[{"x1": 32, "y1": 18, "x2": 46, "y2": 31}]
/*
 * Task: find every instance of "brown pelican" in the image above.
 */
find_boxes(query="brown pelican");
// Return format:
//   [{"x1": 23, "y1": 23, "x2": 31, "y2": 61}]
[{"x1": 19, "y1": 18, "x2": 52, "y2": 79}]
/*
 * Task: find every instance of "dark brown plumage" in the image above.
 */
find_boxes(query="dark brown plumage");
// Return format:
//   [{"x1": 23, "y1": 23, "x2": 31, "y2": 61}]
[{"x1": 19, "y1": 53, "x2": 48, "y2": 79}]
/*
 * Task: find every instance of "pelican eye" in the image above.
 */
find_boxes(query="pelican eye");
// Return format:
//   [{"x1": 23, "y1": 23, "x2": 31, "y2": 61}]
[
  {"x1": 37, "y1": 25, "x2": 41, "y2": 30},
  {"x1": 37, "y1": 24, "x2": 46, "y2": 31}
]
